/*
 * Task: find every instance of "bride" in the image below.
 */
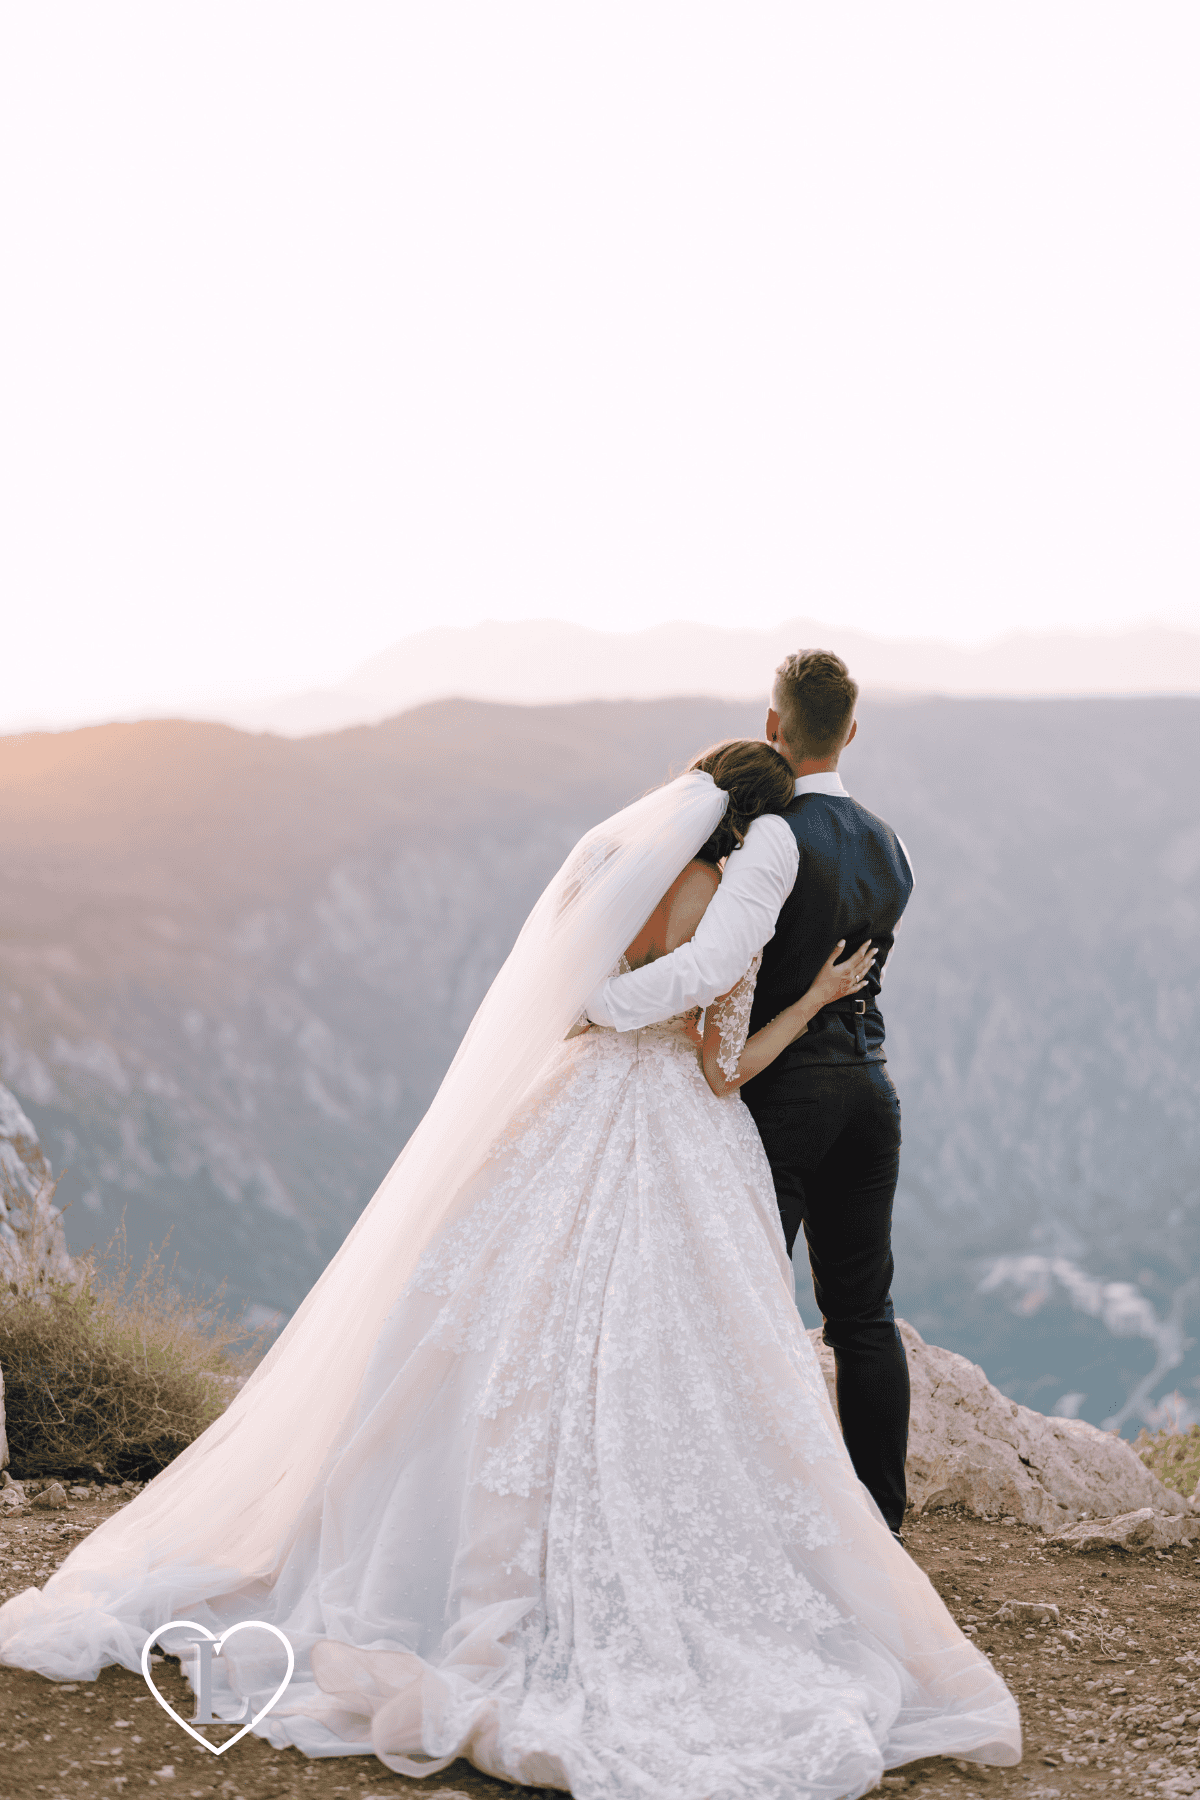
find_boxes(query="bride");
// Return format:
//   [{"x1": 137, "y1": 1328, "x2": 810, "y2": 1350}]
[{"x1": 1, "y1": 742, "x2": 1020, "y2": 1799}]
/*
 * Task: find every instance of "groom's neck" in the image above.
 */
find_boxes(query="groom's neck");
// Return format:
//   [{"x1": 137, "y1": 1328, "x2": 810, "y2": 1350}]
[{"x1": 790, "y1": 752, "x2": 841, "y2": 778}]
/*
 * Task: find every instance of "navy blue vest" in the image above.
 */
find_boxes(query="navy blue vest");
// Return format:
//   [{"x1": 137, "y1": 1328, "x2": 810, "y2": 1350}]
[{"x1": 745, "y1": 791, "x2": 914, "y2": 1070}]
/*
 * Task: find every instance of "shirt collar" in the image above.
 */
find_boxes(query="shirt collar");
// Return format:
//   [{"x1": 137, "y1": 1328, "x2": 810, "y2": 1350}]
[{"x1": 794, "y1": 772, "x2": 848, "y2": 797}]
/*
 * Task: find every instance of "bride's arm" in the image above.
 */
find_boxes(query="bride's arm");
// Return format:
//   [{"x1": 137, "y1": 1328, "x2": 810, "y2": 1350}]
[{"x1": 701, "y1": 939, "x2": 876, "y2": 1098}]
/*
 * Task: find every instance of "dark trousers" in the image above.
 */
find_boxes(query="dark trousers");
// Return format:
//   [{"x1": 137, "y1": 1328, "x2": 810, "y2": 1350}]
[{"x1": 742, "y1": 1058, "x2": 910, "y2": 1534}]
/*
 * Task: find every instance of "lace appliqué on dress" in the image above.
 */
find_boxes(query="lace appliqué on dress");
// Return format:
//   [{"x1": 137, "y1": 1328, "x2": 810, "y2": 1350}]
[{"x1": 708, "y1": 951, "x2": 762, "y2": 1082}]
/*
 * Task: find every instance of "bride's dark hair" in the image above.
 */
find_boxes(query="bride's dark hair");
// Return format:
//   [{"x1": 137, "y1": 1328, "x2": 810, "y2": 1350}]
[{"x1": 687, "y1": 739, "x2": 795, "y2": 864}]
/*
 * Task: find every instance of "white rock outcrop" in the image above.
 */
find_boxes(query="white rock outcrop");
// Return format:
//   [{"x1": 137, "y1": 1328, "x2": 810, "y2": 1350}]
[
  {"x1": 808, "y1": 1318, "x2": 1187, "y2": 1529},
  {"x1": 1050, "y1": 1507, "x2": 1193, "y2": 1552}
]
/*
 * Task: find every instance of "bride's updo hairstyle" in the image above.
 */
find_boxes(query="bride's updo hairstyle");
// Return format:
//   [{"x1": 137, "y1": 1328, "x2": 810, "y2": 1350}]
[{"x1": 687, "y1": 739, "x2": 795, "y2": 864}]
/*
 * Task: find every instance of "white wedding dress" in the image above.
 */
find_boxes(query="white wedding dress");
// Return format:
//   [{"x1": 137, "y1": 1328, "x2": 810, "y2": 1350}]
[{"x1": 1, "y1": 776, "x2": 1020, "y2": 1800}]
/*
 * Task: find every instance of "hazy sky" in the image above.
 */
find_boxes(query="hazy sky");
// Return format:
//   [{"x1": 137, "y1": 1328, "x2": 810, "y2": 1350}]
[{"x1": 3, "y1": 4, "x2": 1198, "y2": 727}]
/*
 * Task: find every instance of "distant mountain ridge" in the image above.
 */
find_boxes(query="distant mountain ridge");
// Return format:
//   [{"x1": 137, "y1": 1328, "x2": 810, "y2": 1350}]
[
  {"x1": 214, "y1": 618, "x2": 1200, "y2": 738},
  {"x1": 0, "y1": 694, "x2": 1197, "y2": 1437}
]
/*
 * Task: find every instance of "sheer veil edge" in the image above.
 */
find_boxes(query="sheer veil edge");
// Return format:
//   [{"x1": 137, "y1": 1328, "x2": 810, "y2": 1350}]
[{"x1": 60, "y1": 770, "x2": 728, "y2": 1587}]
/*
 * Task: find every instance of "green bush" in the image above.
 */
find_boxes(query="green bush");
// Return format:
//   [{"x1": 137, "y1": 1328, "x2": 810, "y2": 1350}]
[
  {"x1": 1133, "y1": 1421, "x2": 1200, "y2": 1500},
  {"x1": 0, "y1": 1222, "x2": 266, "y2": 1482}
]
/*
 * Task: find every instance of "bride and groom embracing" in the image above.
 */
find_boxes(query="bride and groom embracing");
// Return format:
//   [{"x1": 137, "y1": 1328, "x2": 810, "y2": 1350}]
[{"x1": 1, "y1": 650, "x2": 1021, "y2": 1798}]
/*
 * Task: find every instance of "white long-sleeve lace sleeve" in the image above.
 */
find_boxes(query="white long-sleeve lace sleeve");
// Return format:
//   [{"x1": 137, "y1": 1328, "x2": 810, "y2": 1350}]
[{"x1": 706, "y1": 953, "x2": 762, "y2": 1083}]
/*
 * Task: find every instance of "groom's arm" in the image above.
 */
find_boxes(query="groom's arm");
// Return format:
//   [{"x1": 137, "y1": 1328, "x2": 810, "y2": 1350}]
[{"x1": 585, "y1": 815, "x2": 799, "y2": 1031}]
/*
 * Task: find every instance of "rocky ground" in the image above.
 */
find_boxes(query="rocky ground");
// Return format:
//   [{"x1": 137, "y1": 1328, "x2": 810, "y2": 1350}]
[{"x1": 2, "y1": 1487, "x2": 1198, "y2": 1800}]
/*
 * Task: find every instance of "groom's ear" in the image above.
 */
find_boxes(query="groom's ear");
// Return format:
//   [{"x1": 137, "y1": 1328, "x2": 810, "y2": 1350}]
[
  {"x1": 845, "y1": 717, "x2": 858, "y2": 748},
  {"x1": 765, "y1": 705, "x2": 781, "y2": 746}
]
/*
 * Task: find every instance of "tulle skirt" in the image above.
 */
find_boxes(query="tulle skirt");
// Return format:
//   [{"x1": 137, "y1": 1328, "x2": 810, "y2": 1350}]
[{"x1": 1, "y1": 1020, "x2": 1020, "y2": 1799}]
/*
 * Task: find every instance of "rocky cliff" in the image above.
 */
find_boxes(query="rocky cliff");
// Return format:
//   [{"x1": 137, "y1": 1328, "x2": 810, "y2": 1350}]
[
  {"x1": 0, "y1": 1079, "x2": 84, "y2": 1473},
  {"x1": 0, "y1": 1080, "x2": 79, "y2": 1295},
  {"x1": 809, "y1": 1321, "x2": 1190, "y2": 1530}
]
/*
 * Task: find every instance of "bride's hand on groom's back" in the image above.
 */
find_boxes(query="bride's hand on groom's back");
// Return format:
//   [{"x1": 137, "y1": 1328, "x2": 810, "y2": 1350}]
[{"x1": 806, "y1": 939, "x2": 876, "y2": 1010}]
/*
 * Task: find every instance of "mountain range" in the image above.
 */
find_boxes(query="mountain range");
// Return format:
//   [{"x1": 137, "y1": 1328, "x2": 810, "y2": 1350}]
[
  {"x1": 0, "y1": 693, "x2": 1197, "y2": 1433},
  {"x1": 198, "y1": 619, "x2": 1200, "y2": 738}
]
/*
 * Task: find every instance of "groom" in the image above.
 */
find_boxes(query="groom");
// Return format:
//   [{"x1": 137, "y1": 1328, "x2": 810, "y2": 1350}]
[{"x1": 586, "y1": 649, "x2": 915, "y2": 1537}]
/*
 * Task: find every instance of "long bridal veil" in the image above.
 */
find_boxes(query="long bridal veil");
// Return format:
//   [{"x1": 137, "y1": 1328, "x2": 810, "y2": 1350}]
[{"x1": 2, "y1": 769, "x2": 728, "y2": 1675}]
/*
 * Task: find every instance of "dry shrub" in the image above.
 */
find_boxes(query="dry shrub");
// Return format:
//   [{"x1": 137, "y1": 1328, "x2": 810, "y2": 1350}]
[
  {"x1": 1133, "y1": 1421, "x2": 1200, "y2": 1500},
  {"x1": 0, "y1": 1219, "x2": 268, "y2": 1482}
]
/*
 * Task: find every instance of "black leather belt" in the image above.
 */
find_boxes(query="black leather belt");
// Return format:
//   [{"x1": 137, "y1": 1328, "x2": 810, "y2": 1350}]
[{"x1": 821, "y1": 996, "x2": 878, "y2": 1018}]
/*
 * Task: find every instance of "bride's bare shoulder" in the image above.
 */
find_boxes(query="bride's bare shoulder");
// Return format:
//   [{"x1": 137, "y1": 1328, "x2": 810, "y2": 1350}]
[
  {"x1": 664, "y1": 860, "x2": 721, "y2": 951},
  {"x1": 686, "y1": 857, "x2": 722, "y2": 889}
]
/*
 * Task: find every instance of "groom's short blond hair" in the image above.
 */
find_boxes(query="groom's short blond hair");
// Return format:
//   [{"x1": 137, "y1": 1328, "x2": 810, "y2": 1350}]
[{"x1": 773, "y1": 650, "x2": 859, "y2": 761}]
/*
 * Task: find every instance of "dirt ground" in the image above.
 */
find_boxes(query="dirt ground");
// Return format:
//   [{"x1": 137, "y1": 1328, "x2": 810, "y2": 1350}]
[{"x1": 2, "y1": 1487, "x2": 1198, "y2": 1800}]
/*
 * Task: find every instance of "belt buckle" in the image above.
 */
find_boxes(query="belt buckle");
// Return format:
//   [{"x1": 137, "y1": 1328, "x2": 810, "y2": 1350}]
[{"x1": 853, "y1": 998, "x2": 866, "y2": 1015}]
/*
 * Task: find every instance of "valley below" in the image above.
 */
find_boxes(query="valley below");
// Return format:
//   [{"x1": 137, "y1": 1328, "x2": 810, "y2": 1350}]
[{"x1": 1, "y1": 693, "x2": 1197, "y2": 1434}]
